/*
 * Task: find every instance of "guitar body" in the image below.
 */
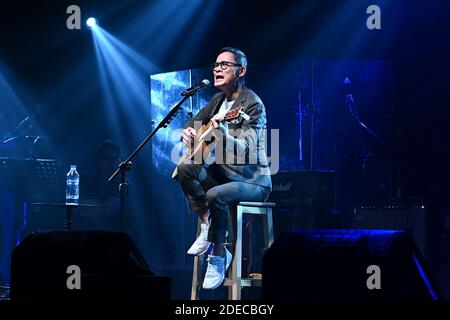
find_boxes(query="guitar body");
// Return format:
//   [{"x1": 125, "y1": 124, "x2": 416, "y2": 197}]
[
  {"x1": 171, "y1": 124, "x2": 217, "y2": 178},
  {"x1": 172, "y1": 106, "x2": 243, "y2": 179},
  {"x1": 188, "y1": 126, "x2": 216, "y2": 161}
]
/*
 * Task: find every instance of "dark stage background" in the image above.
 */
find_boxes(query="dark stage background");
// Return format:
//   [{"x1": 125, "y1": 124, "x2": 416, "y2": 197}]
[{"x1": 0, "y1": 0, "x2": 449, "y2": 299}]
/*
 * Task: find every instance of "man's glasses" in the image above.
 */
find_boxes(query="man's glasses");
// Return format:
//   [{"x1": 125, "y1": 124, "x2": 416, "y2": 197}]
[{"x1": 212, "y1": 61, "x2": 242, "y2": 70}]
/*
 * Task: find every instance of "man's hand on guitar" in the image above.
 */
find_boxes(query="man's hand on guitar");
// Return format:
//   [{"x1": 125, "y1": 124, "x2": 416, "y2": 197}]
[
  {"x1": 210, "y1": 114, "x2": 228, "y2": 136},
  {"x1": 182, "y1": 127, "x2": 197, "y2": 146}
]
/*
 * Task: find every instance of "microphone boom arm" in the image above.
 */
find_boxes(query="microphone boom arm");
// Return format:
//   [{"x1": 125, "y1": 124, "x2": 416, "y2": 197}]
[
  {"x1": 346, "y1": 93, "x2": 384, "y2": 145},
  {"x1": 108, "y1": 93, "x2": 191, "y2": 182}
]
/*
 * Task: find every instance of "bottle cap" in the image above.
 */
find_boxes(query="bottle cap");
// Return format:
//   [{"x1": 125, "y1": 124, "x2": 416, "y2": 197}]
[{"x1": 70, "y1": 164, "x2": 77, "y2": 170}]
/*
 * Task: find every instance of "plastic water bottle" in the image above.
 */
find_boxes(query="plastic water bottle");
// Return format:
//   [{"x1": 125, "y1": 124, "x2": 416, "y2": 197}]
[{"x1": 66, "y1": 164, "x2": 80, "y2": 205}]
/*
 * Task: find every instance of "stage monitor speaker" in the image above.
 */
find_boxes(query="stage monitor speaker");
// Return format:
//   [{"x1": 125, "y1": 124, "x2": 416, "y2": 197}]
[
  {"x1": 262, "y1": 229, "x2": 441, "y2": 300},
  {"x1": 353, "y1": 205, "x2": 426, "y2": 256},
  {"x1": 10, "y1": 231, "x2": 171, "y2": 300}
]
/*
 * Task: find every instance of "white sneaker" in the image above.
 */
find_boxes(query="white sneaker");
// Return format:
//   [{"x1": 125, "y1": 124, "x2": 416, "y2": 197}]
[
  {"x1": 224, "y1": 247, "x2": 232, "y2": 270},
  {"x1": 187, "y1": 224, "x2": 211, "y2": 256},
  {"x1": 202, "y1": 248, "x2": 232, "y2": 290}
]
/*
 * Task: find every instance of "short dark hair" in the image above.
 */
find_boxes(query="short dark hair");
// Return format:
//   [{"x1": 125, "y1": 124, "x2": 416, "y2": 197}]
[{"x1": 217, "y1": 47, "x2": 247, "y2": 67}]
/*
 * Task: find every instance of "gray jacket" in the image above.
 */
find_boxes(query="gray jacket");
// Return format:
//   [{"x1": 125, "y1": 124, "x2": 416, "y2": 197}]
[{"x1": 184, "y1": 86, "x2": 272, "y2": 189}]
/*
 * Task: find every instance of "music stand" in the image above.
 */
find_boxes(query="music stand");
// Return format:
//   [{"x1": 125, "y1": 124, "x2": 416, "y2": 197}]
[
  {"x1": 0, "y1": 158, "x2": 105, "y2": 231},
  {"x1": 0, "y1": 157, "x2": 64, "y2": 201}
]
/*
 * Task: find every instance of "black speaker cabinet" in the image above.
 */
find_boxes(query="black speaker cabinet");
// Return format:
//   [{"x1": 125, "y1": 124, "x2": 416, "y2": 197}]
[
  {"x1": 268, "y1": 170, "x2": 338, "y2": 236},
  {"x1": 10, "y1": 231, "x2": 171, "y2": 300},
  {"x1": 268, "y1": 170, "x2": 335, "y2": 211},
  {"x1": 262, "y1": 229, "x2": 441, "y2": 299}
]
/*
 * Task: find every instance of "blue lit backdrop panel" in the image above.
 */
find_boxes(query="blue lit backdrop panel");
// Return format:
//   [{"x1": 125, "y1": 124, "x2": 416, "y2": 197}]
[
  {"x1": 150, "y1": 68, "x2": 213, "y2": 176},
  {"x1": 150, "y1": 70, "x2": 190, "y2": 175}
]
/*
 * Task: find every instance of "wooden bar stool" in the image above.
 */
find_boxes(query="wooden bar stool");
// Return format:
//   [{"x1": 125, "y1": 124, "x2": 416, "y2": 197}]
[
  {"x1": 191, "y1": 201, "x2": 275, "y2": 300},
  {"x1": 190, "y1": 221, "x2": 206, "y2": 300}
]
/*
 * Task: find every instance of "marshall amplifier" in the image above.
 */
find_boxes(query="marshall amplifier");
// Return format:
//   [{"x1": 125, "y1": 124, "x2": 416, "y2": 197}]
[
  {"x1": 267, "y1": 170, "x2": 337, "y2": 233},
  {"x1": 268, "y1": 170, "x2": 335, "y2": 211}
]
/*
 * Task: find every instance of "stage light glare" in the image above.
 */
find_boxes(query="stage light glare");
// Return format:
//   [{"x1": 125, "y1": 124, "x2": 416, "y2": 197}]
[{"x1": 86, "y1": 17, "x2": 97, "y2": 28}]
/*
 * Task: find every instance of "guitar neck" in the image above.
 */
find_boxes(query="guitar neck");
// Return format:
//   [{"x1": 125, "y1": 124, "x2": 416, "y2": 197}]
[{"x1": 198, "y1": 107, "x2": 242, "y2": 141}]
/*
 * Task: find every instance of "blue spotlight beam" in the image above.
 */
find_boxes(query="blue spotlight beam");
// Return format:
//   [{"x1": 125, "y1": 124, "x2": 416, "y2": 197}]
[
  {"x1": 90, "y1": 24, "x2": 154, "y2": 141},
  {"x1": 93, "y1": 29, "x2": 149, "y2": 110},
  {"x1": 100, "y1": 29, "x2": 158, "y2": 72}
]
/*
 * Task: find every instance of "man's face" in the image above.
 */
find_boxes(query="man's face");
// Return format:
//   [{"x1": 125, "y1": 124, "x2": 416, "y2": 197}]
[{"x1": 213, "y1": 51, "x2": 244, "y2": 89}]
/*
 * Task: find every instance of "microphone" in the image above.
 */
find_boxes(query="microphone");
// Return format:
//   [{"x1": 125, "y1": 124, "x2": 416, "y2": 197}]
[{"x1": 181, "y1": 79, "x2": 210, "y2": 96}]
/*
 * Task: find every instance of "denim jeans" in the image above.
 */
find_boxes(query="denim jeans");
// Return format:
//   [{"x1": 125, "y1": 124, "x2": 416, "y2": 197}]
[{"x1": 176, "y1": 163, "x2": 270, "y2": 244}]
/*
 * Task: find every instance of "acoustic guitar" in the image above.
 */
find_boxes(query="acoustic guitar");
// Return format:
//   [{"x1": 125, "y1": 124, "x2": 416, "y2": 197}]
[{"x1": 172, "y1": 107, "x2": 244, "y2": 178}]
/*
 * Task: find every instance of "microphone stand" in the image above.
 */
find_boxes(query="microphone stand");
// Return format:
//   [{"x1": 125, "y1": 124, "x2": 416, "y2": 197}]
[
  {"x1": 2, "y1": 117, "x2": 33, "y2": 144},
  {"x1": 1, "y1": 105, "x2": 41, "y2": 144},
  {"x1": 345, "y1": 93, "x2": 384, "y2": 145},
  {"x1": 108, "y1": 92, "x2": 193, "y2": 232},
  {"x1": 345, "y1": 92, "x2": 384, "y2": 204}
]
